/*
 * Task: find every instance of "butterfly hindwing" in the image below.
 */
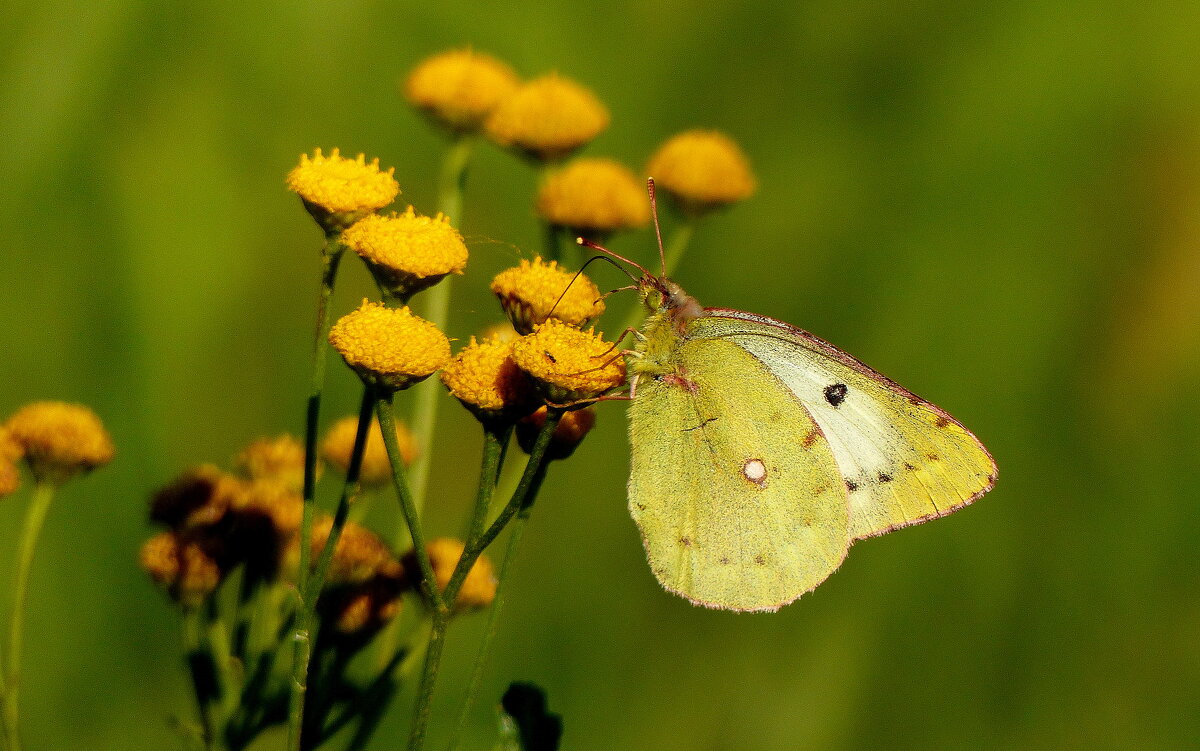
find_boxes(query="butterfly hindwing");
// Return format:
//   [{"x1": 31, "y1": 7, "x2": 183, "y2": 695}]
[
  {"x1": 689, "y1": 311, "x2": 997, "y2": 541},
  {"x1": 628, "y1": 337, "x2": 849, "y2": 612}
]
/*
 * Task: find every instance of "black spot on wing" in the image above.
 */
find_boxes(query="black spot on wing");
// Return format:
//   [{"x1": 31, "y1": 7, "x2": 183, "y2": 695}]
[
  {"x1": 846, "y1": 479, "x2": 859, "y2": 492},
  {"x1": 824, "y1": 383, "x2": 848, "y2": 407},
  {"x1": 878, "y1": 472, "x2": 893, "y2": 483}
]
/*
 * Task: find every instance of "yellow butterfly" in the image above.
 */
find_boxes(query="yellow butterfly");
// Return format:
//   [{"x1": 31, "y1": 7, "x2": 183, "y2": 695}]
[{"x1": 613, "y1": 250, "x2": 996, "y2": 613}]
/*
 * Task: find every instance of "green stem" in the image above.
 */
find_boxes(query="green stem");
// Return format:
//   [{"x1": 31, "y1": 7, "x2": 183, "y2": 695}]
[
  {"x1": 542, "y1": 222, "x2": 562, "y2": 263},
  {"x1": 287, "y1": 385, "x2": 373, "y2": 751},
  {"x1": 444, "y1": 411, "x2": 559, "y2": 606},
  {"x1": 287, "y1": 234, "x2": 344, "y2": 751},
  {"x1": 661, "y1": 219, "x2": 696, "y2": 279},
  {"x1": 463, "y1": 426, "x2": 509, "y2": 544},
  {"x1": 182, "y1": 608, "x2": 216, "y2": 749},
  {"x1": 376, "y1": 397, "x2": 443, "y2": 612},
  {"x1": 377, "y1": 140, "x2": 472, "y2": 672},
  {"x1": 0, "y1": 481, "x2": 55, "y2": 751}
]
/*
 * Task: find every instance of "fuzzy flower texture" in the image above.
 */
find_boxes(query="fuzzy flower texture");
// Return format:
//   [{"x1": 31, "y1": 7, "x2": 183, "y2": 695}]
[
  {"x1": 286, "y1": 148, "x2": 400, "y2": 231},
  {"x1": 340, "y1": 208, "x2": 468, "y2": 301},
  {"x1": 490, "y1": 257, "x2": 605, "y2": 334},
  {"x1": 511, "y1": 319, "x2": 626, "y2": 404},
  {"x1": 440, "y1": 335, "x2": 539, "y2": 423},
  {"x1": 329, "y1": 301, "x2": 451, "y2": 392},
  {"x1": 404, "y1": 48, "x2": 520, "y2": 133}
]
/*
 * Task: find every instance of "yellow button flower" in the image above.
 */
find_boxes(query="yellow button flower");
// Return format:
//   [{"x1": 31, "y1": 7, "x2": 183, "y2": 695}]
[
  {"x1": 286, "y1": 148, "x2": 400, "y2": 232},
  {"x1": 408, "y1": 537, "x2": 496, "y2": 612},
  {"x1": 490, "y1": 257, "x2": 605, "y2": 334},
  {"x1": 0, "y1": 427, "x2": 20, "y2": 497},
  {"x1": 511, "y1": 320, "x2": 626, "y2": 403},
  {"x1": 645, "y1": 130, "x2": 756, "y2": 215},
  {"x1": 321, "y1": 414, "x2": 418, "y2": 488},
  {"x1": 5, "y1": 401, "x2": 114, "y2": 484},
  {"x1": 517, "y1": 405, "x2": 596, "y2": 461},
  {"x1": 404, "y1": 48, "x2": 520, "y2": 133},
  {"x1": 485, "y1": 73, "x2": 609, "y2": 161},
  {"x1": 234, "y1": 434, "x2": 311, "y2": 493},
  {"x1": 139, "y1": 531, "x2": 223, "y2": 608},
  {"x1": 328, "y1": 301, "x2": 451, "y2": 392},
  {"x1": 307, "y1": 517, "x2": 398, "y2": 586},
  {"x1": 320, "y1": 569, "x2": 404, "y2": 638},
  {"x1": 340, "y1": 208, "x2": 468, "y2": 302},
  {"x1": 149, "y1": 464, "x2": 243, "y2": 531},
  {"x1": 536, "y1": 157, "x2": 650, "y2": 236},
  {"x1": 0, "y1": 459, "x2": 18, "y2": 498},
  {"x1": 440, "y1": 336, "x2": 540, "y2": 423}
]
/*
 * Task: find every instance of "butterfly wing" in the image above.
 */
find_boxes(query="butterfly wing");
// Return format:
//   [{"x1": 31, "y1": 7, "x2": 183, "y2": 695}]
[
  {"x1": 628, "y1": 336, "x2": 849, "y2": 612},
  {"x1": 692, "y1": 310, "x2": 997, "y2": 541}
]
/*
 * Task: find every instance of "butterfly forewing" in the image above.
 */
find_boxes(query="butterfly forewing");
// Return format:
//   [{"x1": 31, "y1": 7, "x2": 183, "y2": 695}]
[
  {"x1": 690, "y1": 311, "x2": 996, "y2": 541},
  {"x1": 628, "y1": 337, "x2": 849, "y2": 612}
]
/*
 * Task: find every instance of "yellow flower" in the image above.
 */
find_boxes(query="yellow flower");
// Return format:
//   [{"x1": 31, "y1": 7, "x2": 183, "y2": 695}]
[
  {"x1": 485, "y1": 73, "x2": 609, "y2": 161},
  {"x1": 490, "y1": 257, "x2": 605, "y2": 334},
  {"x1": 645, "y1": 130, "x2": 756, "y2": 215},
  {"x1": 319, "y1": 568, "x2": 405, "y2": 638},
  {"x1": 5, "y1": 401, "x2": 114, "y2": 484},
  {"x1": 0, "y1": 460, "x2": 18, "y2": 498},
  {"x1": 340, "y1": 208, "x2": 468, "y2": 301},
  {"x1": 404, "y1": 48, "x2": 520, "y2": 133},
  {"x1": 478, "y1": 321, "x2": 520, "y2": 343},
  {"x1": 286, "y1": 148, "x2": 400, "y2": 232},
  {"x1": 408, "y1": 537, "x2": 496, "y2": 612},
  {"x1": 139, "y1": 531, "x2": 223, "y2": 608},
  {"x1": 149, "y1": 465, "x2": 243, "y2": 530},
  {"x1": 511, "y1": 320, "x2": 626, "y2": 403},
  {"x1": 304, "y1": 517, "x2": 398, "y2": 586},
  {"x1": 321, "y1": 414, "x2": 418, "y2": 488},
  {"x1": 440, "y1": 336, "x2": 540, "y2": 422},
  {"x1": 517, "y1": 405, "x2": 596, "y2": 461},
  {"x1": 329, "y1": 301, "x2": 451, "y2": 392},
  {"x1": 0, "y1": 427, "x2": 20, "y2": 497},
  {"x1": 234, "y1": 434, "x2": 311, "y2": 493},
  {"x1": 536, "y1": 158, "x2": 649, "y2": 235}
]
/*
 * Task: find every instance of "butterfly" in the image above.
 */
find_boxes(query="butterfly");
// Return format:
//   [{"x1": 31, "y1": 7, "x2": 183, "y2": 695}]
[{"x1": 615, "y1": 261, "x2": 996, "y2": 613}]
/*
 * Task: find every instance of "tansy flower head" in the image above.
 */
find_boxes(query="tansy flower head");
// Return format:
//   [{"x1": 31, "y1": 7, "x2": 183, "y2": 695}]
[
  {"x1": 303, "y1": 517, "x2": 398, "y2": 586},
  {"x1": 149, "y1": 465, "x2": 244, "y2": 530},
  {"x1": 235, "y1": 434, "x2": 311, "y2": 493},
  {"x1": 406, "y1": 537, "x2": 497, "y2": 612},
  {"x1": 340, "y1": 208, "x2": 468, "y2": 302},
  {"x1": 319, "y1": 569, "x2": 405, "y2": 641},
  {"x1": 286, "y1": 148, "x2": 400, "y2": 232},
  {"x1": 5, "y1": 401, "x2": 114, "y2": 484},
  {"x1": 225, "y1": 478, "x2": 305, "y2": 577},
  {"x1": 0, "y1": 460, "x2": 18, "y2": 498},
  {"x1": 0, "y1": 427, "x2": 20, "y2": 497},
  {"x1": 511, "y1": 320, "x2": 626, "y2": 404},
  {"x1": 321, "y1": 414, "x2": 418, "y2": 488},
  {"x1": 440, "y1": 336, "x2": 540, "y2": 423},
  {"x1": 139, "y1": 532, "x2": 223, "y2": 608},
  {"x1": 645, "y1": 130, "x2": 756, "y2": 215},
  {"x1": 404, "y1": 48, "x2": 520, "y2": 133},
  {"x1": 329, "y1": 301, "x2": 451, "y2": 392},
  {"x1": 536, "y1": 158, "x2": 650, "y2": 236},
  {"x1": 517, "y1": 405, "x2": 596, "y2": 461},
  {"x1": 490, "y1": 257, "x2": 604, "y2": 334},
  {"x1": 485, "y1": 73, "x2": 610, "y2": 162}
]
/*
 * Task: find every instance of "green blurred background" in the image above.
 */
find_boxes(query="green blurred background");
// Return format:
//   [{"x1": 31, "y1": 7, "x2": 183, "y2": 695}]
[{"x1": 1, "y1": 1, "x2": 1198, "y2": 749}]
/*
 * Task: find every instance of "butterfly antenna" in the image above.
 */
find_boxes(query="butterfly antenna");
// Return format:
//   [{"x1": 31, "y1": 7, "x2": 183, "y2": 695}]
[
  {"x1": 647, "y1": 178, "x2": 667, "y2": 278},
  {"x1": 547, "y1": 255, "x2": 636, "y2": 319},
  {"x1": 576, "y1": 237, "x2": 656, "y2": 280}
]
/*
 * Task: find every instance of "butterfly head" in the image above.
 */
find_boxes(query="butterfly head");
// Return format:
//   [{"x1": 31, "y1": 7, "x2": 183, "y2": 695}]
[{"x1": 640, "y1": 275, "x2": 703, "y2": 324}]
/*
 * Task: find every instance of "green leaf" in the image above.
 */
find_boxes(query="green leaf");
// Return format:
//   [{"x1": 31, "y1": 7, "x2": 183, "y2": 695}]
[{"x1": 496, "y1": 682, "x2": 562, "y2": 751}]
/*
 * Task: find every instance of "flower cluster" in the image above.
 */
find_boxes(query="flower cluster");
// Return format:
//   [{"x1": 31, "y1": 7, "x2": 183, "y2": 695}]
[{"x1": 3, "y1": 401, "x2": 114, "y2": 487}]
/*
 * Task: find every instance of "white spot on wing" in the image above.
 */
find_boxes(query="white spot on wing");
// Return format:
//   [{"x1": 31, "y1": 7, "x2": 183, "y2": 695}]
[{"x1": 742, "y1": 458, "x2": 768, "y2": 486}]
